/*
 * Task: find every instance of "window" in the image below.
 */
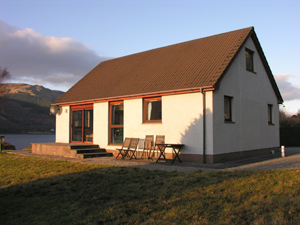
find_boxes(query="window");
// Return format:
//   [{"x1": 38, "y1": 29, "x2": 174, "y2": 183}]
[
  {"x1": 144, "y1": 97, "x2": 162, "y2": 122},
  {"x1": 245, "y1": 48, "x2": 254, "y2": 72},
  {"x1": 224, "y1": 96, "x2": 233, "y2": 122},
  {"x1": 268, "y1": 104, "x2": 273, "y2": 124},
  {"x1": 110, "y1": 101, "x2": 124, "y2": 144}
]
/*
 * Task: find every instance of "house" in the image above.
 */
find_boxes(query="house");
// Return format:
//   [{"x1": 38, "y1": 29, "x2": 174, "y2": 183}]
[{"x1": 38, "y1": 27, "x2": 283, "y2": 163}]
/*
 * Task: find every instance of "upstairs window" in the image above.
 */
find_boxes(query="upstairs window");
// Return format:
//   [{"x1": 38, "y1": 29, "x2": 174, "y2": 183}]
[
  {"x1": 144, "y1": 97, "x2": 162, "y2": 123},
  {"x1": 245, "y1": 48, "x2": 254, "y2": 72},
  {"x1": 224, "y1": 96, "x2": 233, "y2": 122}
]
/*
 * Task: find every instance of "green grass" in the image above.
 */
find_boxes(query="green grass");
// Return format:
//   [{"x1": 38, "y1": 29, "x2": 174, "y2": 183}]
[{"x1": 0, "y1": 152, "x2": 299, "y2": 225}]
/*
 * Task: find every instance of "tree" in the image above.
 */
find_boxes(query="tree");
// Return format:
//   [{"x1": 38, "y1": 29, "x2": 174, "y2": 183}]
[
  {"x1": 280, "y1": 109, "x2": 300, "y2": 146},
  {"x1": 0, "y1": 67, "x2": 11, "y2": 110},
  {"x1": 0, "y1": 67, "x2": 10, "y2": 83},
  {"x1": 0, "y1": 67, "x2": 11, "y2": 94}
]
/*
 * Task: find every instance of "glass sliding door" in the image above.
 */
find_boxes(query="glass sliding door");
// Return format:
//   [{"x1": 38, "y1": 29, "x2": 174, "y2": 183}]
[
  {"x1": 72, "y1": 110, "x2": 83, "y2": 142},
  {"x1": 71, "y1": 105, "x2": 93, "y2": 143},
  {"x1": 84, "y1": 109, "x2": 93, "y2": 142}
]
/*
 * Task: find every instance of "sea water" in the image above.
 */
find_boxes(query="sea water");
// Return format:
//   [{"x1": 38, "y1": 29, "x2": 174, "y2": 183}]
[{"x1": 0, "y1": 134, "x2": 55, "y2": 150}]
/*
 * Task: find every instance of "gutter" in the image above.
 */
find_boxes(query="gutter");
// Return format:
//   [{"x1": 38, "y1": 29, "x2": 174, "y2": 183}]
[
  {"x1": 201, "y1": 88, "x2": 206, "y2": 164},
  {"x1": 52, "y1": 86, "x2": 215, "y2": 106}
]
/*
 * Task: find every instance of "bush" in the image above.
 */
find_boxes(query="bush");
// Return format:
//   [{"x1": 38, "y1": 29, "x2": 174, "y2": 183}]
[
  {"x1": 1, "y1": 139, "x2": 16, "y2": 150},
  {"x1": 280, "y1": 111, "x2": 300, "y2": 147}
]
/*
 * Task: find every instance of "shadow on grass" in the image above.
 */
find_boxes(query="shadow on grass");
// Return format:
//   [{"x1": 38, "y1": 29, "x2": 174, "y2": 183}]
[
  {"x1": 0, "y1": 166, "x2": 243, "y2": 224},
  {"x1": 1, "y1": 166, "x2": 299, "y2": 225}
]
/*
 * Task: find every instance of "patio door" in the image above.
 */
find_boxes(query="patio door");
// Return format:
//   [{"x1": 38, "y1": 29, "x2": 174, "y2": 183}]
[{"x1": 71, "y1": 104, "x2": 93, "y2": 143}]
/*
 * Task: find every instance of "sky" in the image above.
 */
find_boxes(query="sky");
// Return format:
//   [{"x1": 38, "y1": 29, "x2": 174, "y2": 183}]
[{"x1": 0, "y1": 0, "x2": 299, "y2": 114}]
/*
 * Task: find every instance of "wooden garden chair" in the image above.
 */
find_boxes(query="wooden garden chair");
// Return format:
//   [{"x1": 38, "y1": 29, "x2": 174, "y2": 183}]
[
  {"x1": 115, "y1": 138, "x2": 131, "y2": 159},
  {"x1": 141, "y1": 135, "x2": 154, "y2": 160},
  {"x1": 126, "y1": 138, "x2": 140, "y2": 160},
  {"x1": 152, "y1": 135, "x2": 165, "y2": 159}
]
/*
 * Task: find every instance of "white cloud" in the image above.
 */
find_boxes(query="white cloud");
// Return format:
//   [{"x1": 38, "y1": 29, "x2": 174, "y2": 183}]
[
  {"x1": 0, "y1": 20, "x2": 110, "y2": 91},
  {"x1": 274, "y1": 73, "x2": 300, "y2": 101},
  {"x1": 274, "y1": 73, "x2": 300, "y2": 115}
]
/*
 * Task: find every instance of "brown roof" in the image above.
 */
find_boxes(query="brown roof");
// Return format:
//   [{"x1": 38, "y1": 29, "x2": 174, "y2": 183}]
[{"x1": 54, "y1": 27, "x2": 283, "y2": 105}]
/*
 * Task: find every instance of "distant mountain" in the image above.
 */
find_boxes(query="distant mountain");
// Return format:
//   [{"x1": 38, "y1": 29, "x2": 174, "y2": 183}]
[{"x1": 0, "y1": 83, "x2": 65, "y2": 134}]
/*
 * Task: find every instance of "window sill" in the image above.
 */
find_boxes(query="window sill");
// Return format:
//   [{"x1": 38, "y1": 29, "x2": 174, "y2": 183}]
[
  {"x1": 246, "y1": 69, "x2": 257, "y2": 74},
  {"x1": 268, "y1": 123, "x2": 275, "y2": 126},
  {"x1": 143, "y1": 121, "x2": 162, "y2": 124},
  {"x1": 108, "y1": 143, "x2": 123, "y2": 147},
  {"x1": 225, "y1": 121, "x2": 235, "y2": 124}
]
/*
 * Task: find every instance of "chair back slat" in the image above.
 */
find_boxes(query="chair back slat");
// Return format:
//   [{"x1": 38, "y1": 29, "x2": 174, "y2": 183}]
[
  {"x1": 123, "y1": 138, "x2": 131, "y2": 148},
  {"x1": 155, "y1": 135, "x2": 165, "y2": 144},
  {"x1": 129, "y1": 138, "x2": 139, "y2": 150},
  {"x1": 154, "y1": 135, "x2": 165, "y2": 151},
  {"x1": 144, "y1": 141, "x2": 152, "y2": 150},
  {"x1": 145, "y1": 135, "x2": 154, "y2": 149},
  {"x1": 145, "y1": 135, "x2": 154, "y2": 142}
]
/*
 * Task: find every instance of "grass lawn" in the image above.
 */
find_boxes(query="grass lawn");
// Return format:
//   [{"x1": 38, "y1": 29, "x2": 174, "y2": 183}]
[{"x1": 0, "y1": 152, "x2": 299, "y2": 225}]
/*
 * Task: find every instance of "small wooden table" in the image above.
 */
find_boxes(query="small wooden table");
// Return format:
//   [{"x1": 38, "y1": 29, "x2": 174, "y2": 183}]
[{"x1": 155, "y1": 143, "x2": 184, "y2": 164}]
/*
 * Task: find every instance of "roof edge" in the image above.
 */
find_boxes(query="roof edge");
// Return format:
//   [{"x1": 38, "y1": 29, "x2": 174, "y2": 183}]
[
  {"x1": 250, "y1": 31, "x2": 284, "y2": 104},
  {"x1": 52, "y1": 86, "x2": 215, "y2": 106},
  {"x1": 213, "y1": 27, "x2": 283, "y2": 104},
  {"x1": 214, "y1": 27, "x2": 254, "y2": 90}
]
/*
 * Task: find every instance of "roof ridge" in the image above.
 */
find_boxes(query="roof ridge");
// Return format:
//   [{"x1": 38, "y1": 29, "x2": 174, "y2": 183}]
[
  {"x1": 102, "y1": 27, "x2": 254, "y2": 64},
  {"x1": 55, "y1": 26, "x2": 280, "y2": 105}
]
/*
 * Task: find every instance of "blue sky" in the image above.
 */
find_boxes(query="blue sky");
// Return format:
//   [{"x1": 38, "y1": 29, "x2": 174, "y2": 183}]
[{"x1": 0, "y1": 0, "x2": 299, "y2": 114}]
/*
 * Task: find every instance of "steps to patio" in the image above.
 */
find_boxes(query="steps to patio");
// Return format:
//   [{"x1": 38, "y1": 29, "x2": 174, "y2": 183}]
[
  {"x1": 71, "y1": 145, "x2": 113, "y2": 159},
  {"x1": 31, "y1": 143, "x2": 113, "y2": 159}
]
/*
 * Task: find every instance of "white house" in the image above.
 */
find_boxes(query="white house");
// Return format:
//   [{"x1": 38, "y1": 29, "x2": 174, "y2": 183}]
[{"x1": 43, "y1": 27, "x2": 283, "y2": 163}]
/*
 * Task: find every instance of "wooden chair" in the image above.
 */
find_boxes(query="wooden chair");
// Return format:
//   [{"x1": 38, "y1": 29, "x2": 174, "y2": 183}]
[
  {"x1": 141, "y1": 135, "x2": 154, "y2": 160},
  {"x1": 126, "y1": 138, "x2": 140, "y2": 160},
  {"x1": 152, "y1": 135, "x2": 165, "y2": 159},
  {"x1": 115, "y1": 138, "x2": 131, "y2": 159},
  {"x1": 141, "y1": 135, "x2": 154, "y2": 159}
]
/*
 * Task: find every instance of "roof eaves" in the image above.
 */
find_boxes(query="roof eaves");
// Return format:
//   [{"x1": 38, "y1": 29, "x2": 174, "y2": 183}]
[{"x1": 52, "y1": 86, "x2": 215, "y2": 106}]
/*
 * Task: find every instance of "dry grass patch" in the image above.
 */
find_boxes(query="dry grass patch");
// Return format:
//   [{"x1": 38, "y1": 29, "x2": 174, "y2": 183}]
[{"x1": 0, "y1": 152, "x2": 299, "y2": 225}]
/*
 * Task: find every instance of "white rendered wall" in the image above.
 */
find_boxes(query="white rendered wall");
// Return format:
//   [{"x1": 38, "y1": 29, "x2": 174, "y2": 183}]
[
  {"x1": 113, "y1": 92, "x2": 205, "y2": 154},
  {"x1": 93, "y1": 102, "x2": 109, "y2": 148},
  {"x1": 212, "y1": 37, "x2": 280, "y2": 155},
  {"x1": 55, "y1": 106, "x2": 70, "y2": 143}
]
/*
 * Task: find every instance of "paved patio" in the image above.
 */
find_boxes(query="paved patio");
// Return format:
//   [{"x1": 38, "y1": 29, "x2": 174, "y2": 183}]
[{"x1": 8, "y1": 147, "x2": 300, "y2": 172}]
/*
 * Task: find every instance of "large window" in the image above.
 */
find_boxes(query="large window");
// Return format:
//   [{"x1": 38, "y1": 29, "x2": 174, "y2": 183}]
[
  {"x1": 144, "y1": 97, "x2": 162, "y2": 122},
  {"x1": 245, "y1": 48, "x2": 254, "y2": 72},
  {"x1": 224, "y1": 96, "x2": 233, "y2": 122},
  {"x1": 110, "y1": 101, "x2": 124, "y2": 144}
]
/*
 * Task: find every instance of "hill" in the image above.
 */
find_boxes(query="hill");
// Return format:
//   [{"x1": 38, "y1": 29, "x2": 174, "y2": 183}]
[{"x1": 0, "y1": 83, "x2": 64, "y2": 133}]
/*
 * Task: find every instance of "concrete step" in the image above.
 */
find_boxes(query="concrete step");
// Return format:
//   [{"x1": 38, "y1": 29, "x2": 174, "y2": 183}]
[
  {"x1": 76, "y1": 148, "x2": 107, "y2": 154},
  {"x1": 70, "y1": 144, "x2": 113, "y2": 159},
  {"x1": 70, "y1": 145, "x2": 100, "y2": 150},
  {"x1": 77, "y1": 152, "x2": 113, "y2": 159}
]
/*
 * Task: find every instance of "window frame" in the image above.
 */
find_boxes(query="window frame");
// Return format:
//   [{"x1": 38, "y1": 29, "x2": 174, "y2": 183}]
[
  {"x1": 109, "y1": 101, "x2": 124, "y2": 145},
  {"x1": 245, "y1": 48, "x2": 255, "y2": 72},
  {"x1": 224, "y1": 96, "x2": 233, "y2": 123},
  {"x1": 143, "y1": 96, "x2": 162, "y2": 123},
  {"x1": 70, "y1": 104, "x2": 94, "y2": 143},
  {"x1": 268, "y1": 104, "x2": 273, "y2": 125}
]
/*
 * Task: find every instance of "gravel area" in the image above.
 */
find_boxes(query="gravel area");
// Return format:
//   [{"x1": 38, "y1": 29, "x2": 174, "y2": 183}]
[{"x1": 8, "y1": 147, "x2": 300, "y2": 172}]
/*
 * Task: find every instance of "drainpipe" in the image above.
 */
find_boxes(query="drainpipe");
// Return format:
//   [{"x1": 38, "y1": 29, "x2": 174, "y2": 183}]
[{"x1": 201, "y1": 89, "x2": 206, "y2": 164}]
